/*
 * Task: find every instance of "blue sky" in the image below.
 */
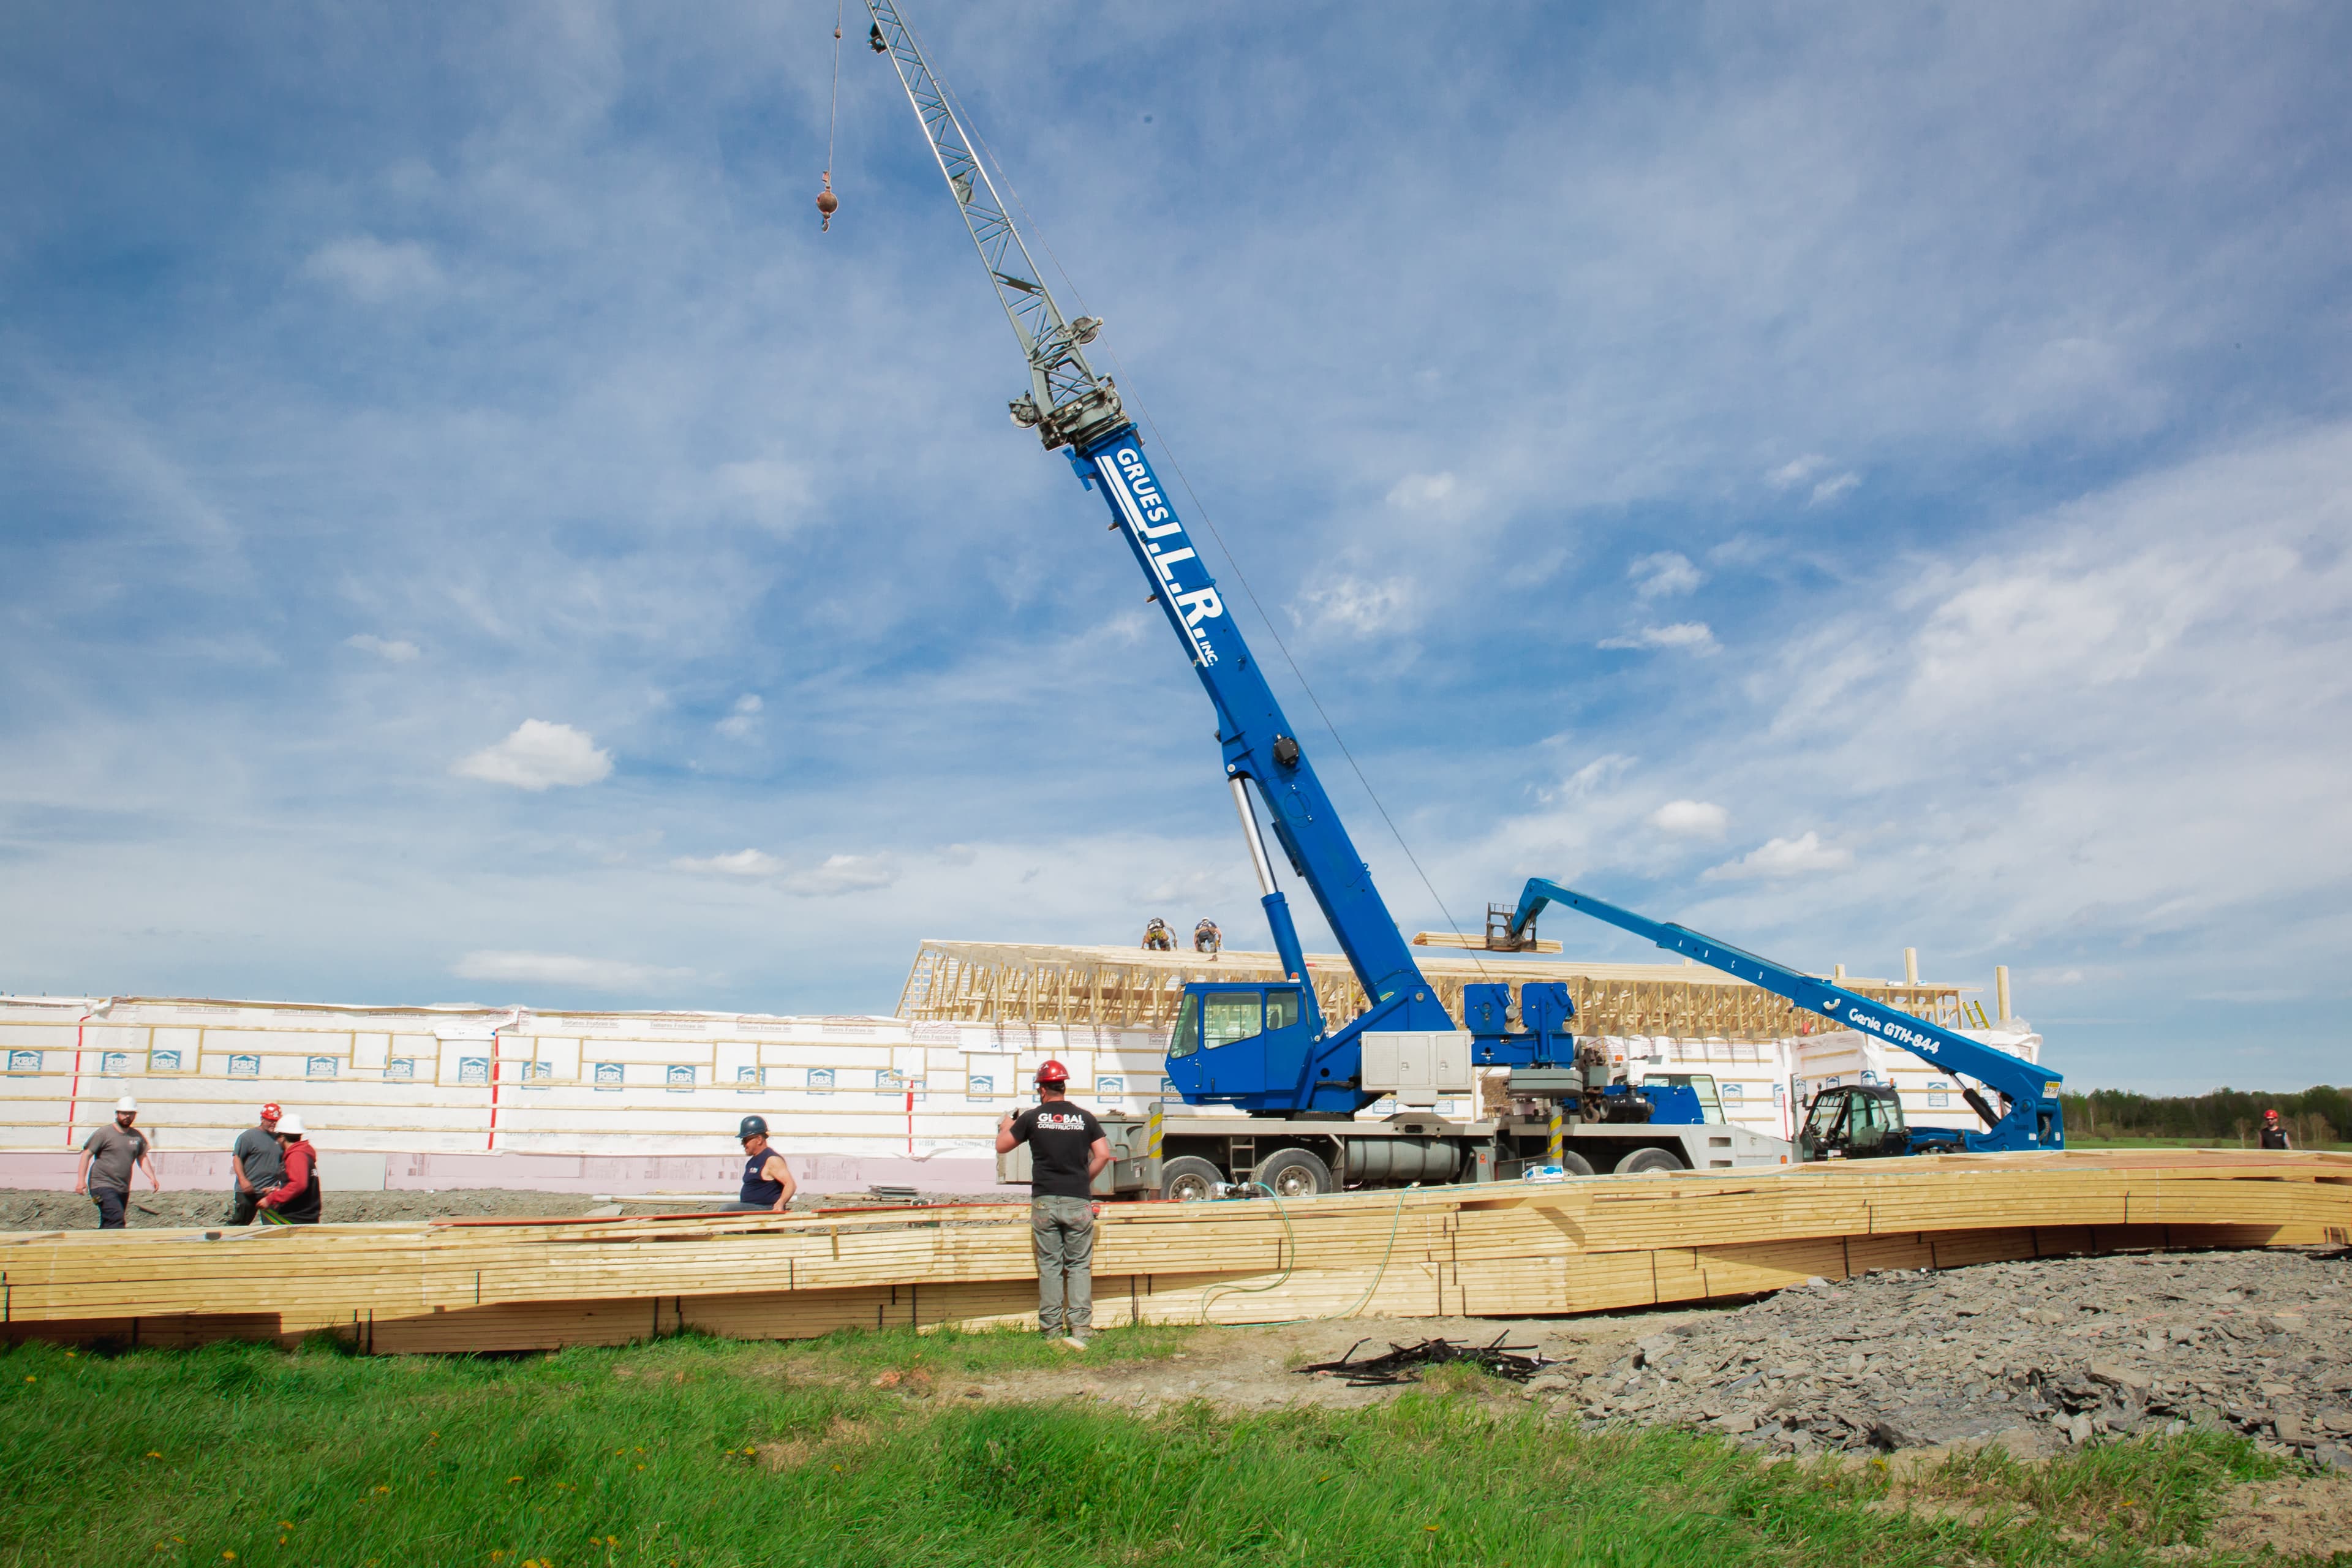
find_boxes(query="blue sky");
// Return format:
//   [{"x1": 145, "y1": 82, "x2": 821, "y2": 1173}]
[{"x1": 4, "y1": 2, "x2": 2347, "y2": 1094}]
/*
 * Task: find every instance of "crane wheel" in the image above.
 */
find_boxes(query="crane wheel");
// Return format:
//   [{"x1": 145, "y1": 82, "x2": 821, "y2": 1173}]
[
  {"x1": 1253, "y1": 1146, "x2": 1333, "y2": 1199},
  {"x1": 1615, "y1": 1146, "x2": 1685, "y2": 1176},
  {"x1": 1158, "y1": 1156, "x2": 1224, "y2": 1202}
]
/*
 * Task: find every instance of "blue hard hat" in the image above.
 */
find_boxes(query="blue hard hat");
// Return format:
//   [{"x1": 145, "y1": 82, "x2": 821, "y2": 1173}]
[{"x1": 739, "y1": 1115, "x2": 768, "y2": 1140}]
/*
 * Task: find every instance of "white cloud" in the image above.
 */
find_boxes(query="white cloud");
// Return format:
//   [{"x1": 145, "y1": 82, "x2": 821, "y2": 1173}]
[
  {"x1": 1295, "y1": 575, "x2": 1414, "y2": 638},
  {"x1": 1384, "y1": 471, "x2": 1477, "y2": 522},
  {"x1": 715, "y1": 693, "x2": 762, "y2": 738},
  {"x1": 782, "y1": 853, "x2": 898, "y2": 897},
  {"x1": 1765, "y1": 455, "x2": 1860, "y2": 503},
  {"x1": 1598, "y1": 622, "x2": 1718, "y2": 653},
  {"x1": 711, "y1": 459, "x2": 813, "y2": 533},
  {"x1": 671, "y1": 847, "x2": 783, "y2": 876},
  {"x1": 345, "y1": 633, "x2": 420, "y2": 662},
  {"x1": 1629, "y1": 551, "x2": 1702, "y2": 600},
  {"x1": 1809, "y1": 472, "x2": 1861, "y2": 505},
  {"x1": 1648, "y1": 799, "x2": 1728, "y2": 837},
  {"x1": 937, "y1": 843, "x2": 978, "y2": 866},
  {"x1": 1702, "y1": 831, "x2": 1853, "y2": 881},
  {"x1": 451, "y1": 720, "x2": 613, "y2": 791},
  {"x1": 301, "y1": 235, "x2": 443, "y2": 302},
  {"x1": 451, "y1": 950, "x2": 693, "y2": 992}
]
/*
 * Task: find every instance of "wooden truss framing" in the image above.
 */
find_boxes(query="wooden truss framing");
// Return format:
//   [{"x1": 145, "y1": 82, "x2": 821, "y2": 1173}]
[{"x1": 895, "y1": 940, "x2": 1974, "y2": 1041}]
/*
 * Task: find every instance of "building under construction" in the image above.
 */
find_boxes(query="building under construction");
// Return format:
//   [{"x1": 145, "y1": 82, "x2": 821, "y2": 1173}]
[{"x1": 0, "y1": 938, "x2": 2035, "y2": 1195}]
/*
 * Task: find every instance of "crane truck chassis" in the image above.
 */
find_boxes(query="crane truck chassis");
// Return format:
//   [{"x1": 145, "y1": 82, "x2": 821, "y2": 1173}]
[{"x1": 1003, "y1": 1099, "x2": 1797, "y2": 1202}]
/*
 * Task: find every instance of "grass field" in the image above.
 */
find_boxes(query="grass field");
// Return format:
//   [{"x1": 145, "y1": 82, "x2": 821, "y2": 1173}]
[
  {"x1": 0, "y1": 1325, "x2": 2321, "y2": 1567},
  {"x1": 2062, "y1": 1135, "x2": 2352, "y2": 1152}
]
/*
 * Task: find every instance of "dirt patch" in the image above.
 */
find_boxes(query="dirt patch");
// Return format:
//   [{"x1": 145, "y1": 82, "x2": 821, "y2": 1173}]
[
  {"x1": 2201, "y1": 1472, "x2": 2352, "y2": 1559},
  {"x1": 755, "y1": 1414, "x2": 870, "y2": 1472},
  {"x1": 875, "y1": 1313, "x2": 1709, "y2": 1415}
]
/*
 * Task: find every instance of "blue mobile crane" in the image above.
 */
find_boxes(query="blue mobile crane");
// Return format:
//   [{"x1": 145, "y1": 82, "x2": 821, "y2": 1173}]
[{"x1": 861, "y1": 4, "x2": 2061, "y2": 1194}]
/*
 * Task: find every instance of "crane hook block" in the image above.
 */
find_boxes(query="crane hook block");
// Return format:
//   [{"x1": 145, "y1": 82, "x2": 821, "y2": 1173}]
[
  {"x1": 816, "y1": 172, "x2": 839, "y2": 231},
  {"x1": 870, "y1": 22, "x2": 888, "y2": 53}
]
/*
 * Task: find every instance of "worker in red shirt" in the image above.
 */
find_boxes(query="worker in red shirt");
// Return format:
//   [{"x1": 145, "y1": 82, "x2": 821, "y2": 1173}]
[{"x1": 257, "y1": 1114, "x2": 323, "y2": 1224}]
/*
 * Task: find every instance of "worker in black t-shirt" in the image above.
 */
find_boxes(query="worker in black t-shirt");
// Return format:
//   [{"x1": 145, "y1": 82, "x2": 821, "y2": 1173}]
[
  {"x1": 997, "y1": 1060, "x2": 1112, "y2": 1348},
  {"x1": 2260, "y1": 1109, "x2": 2293, "y2": 1150}
]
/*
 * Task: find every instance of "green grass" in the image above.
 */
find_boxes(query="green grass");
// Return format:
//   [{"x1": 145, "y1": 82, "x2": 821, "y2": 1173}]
[
  {"x1": 0, "y1": 1327, "x2": 2327, "y2": 1568},
  {"x1": 2065, "y1": 1134, "x2": 2352, "y2": 1151}
]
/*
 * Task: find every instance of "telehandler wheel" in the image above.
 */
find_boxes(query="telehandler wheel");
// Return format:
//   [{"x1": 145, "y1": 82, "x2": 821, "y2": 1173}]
[
  {"x1": 1616, "y1": 1146, "x2": 1685, "y2": 1176},
  {"x1": 1253, "y1": 1146, "x2": 1333, "y2": 1199},
  {"x1": 1158, "y1": 1156, "x2": 1225, "y2": 1202}
]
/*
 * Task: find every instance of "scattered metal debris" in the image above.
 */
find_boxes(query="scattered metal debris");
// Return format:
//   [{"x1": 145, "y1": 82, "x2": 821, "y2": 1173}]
[{"x1": 1295, "y1": 1332, "x2": 1556, "y2": 1387}]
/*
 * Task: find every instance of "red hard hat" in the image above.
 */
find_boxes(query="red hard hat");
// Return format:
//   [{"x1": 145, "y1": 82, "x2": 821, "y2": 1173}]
[
  {"x1": 261, "y1": 1103, "x2": 282, "y2": 1121},
  {"x1": 1035, "y1": 1059, "x2": 1070, "y2": 1086},
  {"x1": 2264, "y1": 1107, "x2": 2280, "y2": 1119}
]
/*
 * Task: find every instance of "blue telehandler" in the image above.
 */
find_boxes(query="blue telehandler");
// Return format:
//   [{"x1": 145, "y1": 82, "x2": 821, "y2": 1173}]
[{"x1": 859, "y1": 4, "x2": 2062, "y2": 1196}]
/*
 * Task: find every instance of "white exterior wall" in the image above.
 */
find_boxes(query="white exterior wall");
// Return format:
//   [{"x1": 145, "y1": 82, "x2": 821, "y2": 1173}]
[
  {"x1": 1, "y1": 993, "x2": 2048, "y2": 1186},
  {"x1": 0, "y1": 995, "x2": 1172, "y2": 1188}
]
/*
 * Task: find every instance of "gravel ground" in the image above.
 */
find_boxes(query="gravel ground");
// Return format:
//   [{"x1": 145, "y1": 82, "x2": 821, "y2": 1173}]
[{"x1": 1559, "y1": 1247, "x2": 2352, "y2": 1468}]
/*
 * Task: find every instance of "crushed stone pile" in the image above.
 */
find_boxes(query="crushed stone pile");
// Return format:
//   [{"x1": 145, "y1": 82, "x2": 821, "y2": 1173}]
[{"x1": 1557, "y1": 1248, "x2": 2351, "y2": 1466}]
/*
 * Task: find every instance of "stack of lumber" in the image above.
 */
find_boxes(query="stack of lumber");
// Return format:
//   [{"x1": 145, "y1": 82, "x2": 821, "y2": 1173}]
[{"x1": 3, "y1": 1150, "x2": 2344, "y2": 1354}]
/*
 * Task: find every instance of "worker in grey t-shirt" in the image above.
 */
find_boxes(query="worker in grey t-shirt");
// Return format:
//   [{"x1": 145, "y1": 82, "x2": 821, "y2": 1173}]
[
  {"x1": 75, "y1": 1096, "x2": 160, "y2": 1229},
  {"x1": 228, "y1": 1102, "x2": 285, "y2": 1226}
]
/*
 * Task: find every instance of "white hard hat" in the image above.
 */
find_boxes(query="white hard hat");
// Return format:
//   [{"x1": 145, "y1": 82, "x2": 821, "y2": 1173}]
[
  {"x1": 115, "y1": 1096, "x2": 138, "y2": 1113},
  {"x1": 277, "y1": 1113, "x2": 306, "y2": 1136}
]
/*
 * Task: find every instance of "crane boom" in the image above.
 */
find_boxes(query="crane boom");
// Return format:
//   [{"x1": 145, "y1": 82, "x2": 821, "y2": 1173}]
[
  {"x1": 858, "y1": 5, "x2": 2063, "y2": 1148},
  {"x1": 862, "y1": 1, "x2": 1455, "y2": 1112},
  {"x1": 864, "y1": 3, "x2": 1126, "y2": 452},
  {"x1": 1504, "y1": 878, "x2": 2065, "y2": 1152}
]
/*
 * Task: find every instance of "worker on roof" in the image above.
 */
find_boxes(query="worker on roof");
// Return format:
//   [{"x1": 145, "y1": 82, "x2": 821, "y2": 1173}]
[
  {"x1": 997, "y1": 1060, "x2": 1111, "y2": 1349},
  {"x1": 228, "y1": 1102, "x2": 284, "y2": 1227},
  {"x1": 728, "y1": 1115, "x2": 799, "y2": 1213},
  {"x1": 2260, "y1": 1108, "x2": 2293, "y2": 1151},
  {"x1": 74, "y1": 1096, "x2": 159, "y2": 1230},
  {"x1": 1193, "y1": 918, "x2": 1222, "y2": 956},
  {"x1": 257, "y1": 1114, "x2": 322, "y2": 1225},
  {"x1": 1141, "y1": 918, "x2": 1173, "y2": 951}
]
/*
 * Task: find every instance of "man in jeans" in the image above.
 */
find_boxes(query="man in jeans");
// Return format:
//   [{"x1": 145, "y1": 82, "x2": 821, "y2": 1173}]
[
  {"x1": 228, "y1": 1103, "x2": 285, "y2": 1226},
  {"x1": 997, "y1": 1060, "x2": 1111, "y2": 1349},
  {"x1": 73, "y1": 1096, "x2": 160, "y2": 1229}
]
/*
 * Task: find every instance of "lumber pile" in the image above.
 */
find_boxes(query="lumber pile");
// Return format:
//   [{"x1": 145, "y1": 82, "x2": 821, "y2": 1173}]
[{"x1": 2, "y1": 1150, "x2": 2345, "y2": 1355}]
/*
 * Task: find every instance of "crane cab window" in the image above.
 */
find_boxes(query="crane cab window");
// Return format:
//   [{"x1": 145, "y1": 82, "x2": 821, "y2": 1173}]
[
  {"x1": 1650, "y1": 1072, "x2": 1724, "y2": 1124},
  {"x1": 1804, "y1": 1092, "x2": 1848, "y2": 1139},
  {"x1": 1202, "y1": 993, "x2": 1261, "y2": 1050},
  {"x1": 1169, "y1": 995, "x2": 1200, "y2": 1059},
  {"x1": 1265, "y1": 987, "x2": 1302, "y2": 1030}
]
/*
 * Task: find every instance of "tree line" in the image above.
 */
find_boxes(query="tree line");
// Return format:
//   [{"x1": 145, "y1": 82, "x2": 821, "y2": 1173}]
[{"x1": 2060, "y1": 1084, "x2": 2346, "y2": 1147}]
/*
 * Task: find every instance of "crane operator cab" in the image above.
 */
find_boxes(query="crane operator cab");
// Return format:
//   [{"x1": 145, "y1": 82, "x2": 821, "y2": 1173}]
[
  {"x1": 1164, "y1": 982, "x2": 1320, "y2": 1108},
  {"x1": 1796, "y1": 1084, "x2": 1968, "y2": 1161}
]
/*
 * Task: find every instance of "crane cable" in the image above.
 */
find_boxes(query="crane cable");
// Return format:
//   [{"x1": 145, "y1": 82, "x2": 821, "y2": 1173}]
[
  {"x1": 915, "y1": 51, "x2": 1491, "y2": 971},
  {"x1": 816, "y1": 0, "x2": 845, "y2": 230}
]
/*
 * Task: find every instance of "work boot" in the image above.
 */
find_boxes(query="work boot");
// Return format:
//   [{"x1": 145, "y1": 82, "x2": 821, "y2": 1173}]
[{"x1": 1055, "y1": 1333, "x2": 1089, "y2": 1351}]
